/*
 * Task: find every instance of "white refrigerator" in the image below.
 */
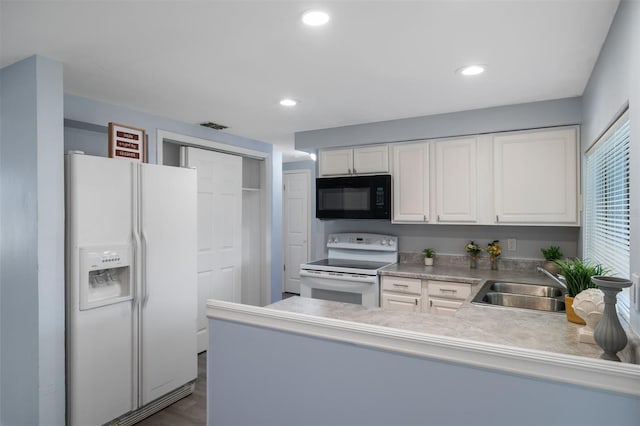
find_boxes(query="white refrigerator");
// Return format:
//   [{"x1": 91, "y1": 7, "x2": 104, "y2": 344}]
[{"x1": 65, "y1": 152, "x2": 198, "y2": 426}]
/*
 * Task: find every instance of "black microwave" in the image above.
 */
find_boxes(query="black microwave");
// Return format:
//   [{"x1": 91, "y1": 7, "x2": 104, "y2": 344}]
[{"x1": 316, "y1": 175, "x2": 391, "y2": 219}]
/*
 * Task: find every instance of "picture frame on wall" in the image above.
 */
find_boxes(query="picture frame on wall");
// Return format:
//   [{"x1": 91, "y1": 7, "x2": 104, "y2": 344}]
[{"x1": 108, "y1": 122, "x2": 147, "y2": 162}]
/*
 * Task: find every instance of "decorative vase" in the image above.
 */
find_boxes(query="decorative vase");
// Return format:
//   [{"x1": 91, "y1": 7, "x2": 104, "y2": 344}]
[
  {"x1": 591, "y1": 276, "x2": 632, "y2": 361},
  {"x1": 543, "y1": 260, "x2": 561, "y2": 275},
  {"x1": 565, "y1": 295, "x2": 586, "y2": 325},
  {"x1": 469, "y1": 255, "x2": 477, "y2": 269},
  {"x1": 424, "y1": 257, "x2": 433, "y2": 266},
  {"x1": 572, "y1": 288, "x2": 605, "y2": 344},
  {"x1": 490, "y1": 256, "x2": 498, "y2": 270}
]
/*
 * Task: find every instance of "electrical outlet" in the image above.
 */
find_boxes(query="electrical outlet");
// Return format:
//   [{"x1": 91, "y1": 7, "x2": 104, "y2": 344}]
[
  {"x1": 507, "y1": 238, "x2": 517, "y2": 251},
  {"x1": 632, "y1": 273, "x2": 639, "y2": 310}
]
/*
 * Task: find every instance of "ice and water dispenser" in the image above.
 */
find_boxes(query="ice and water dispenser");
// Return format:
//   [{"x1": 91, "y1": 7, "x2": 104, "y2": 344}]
[{"x1": 79, "y1": 245, "x2": 133, "y2": 310}]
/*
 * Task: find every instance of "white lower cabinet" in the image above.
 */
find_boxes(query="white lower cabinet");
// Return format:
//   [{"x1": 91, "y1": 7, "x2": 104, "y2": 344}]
[
  {"x1": 426, "y1": 280, "x2": 471, "y2": 316},
  {"x1": 381, "y1": 276, "x2": 422, "y2": 312}
]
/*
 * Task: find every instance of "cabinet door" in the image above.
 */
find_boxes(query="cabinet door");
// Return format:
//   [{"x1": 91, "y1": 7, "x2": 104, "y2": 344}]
[
  {"x1": 319, "y1": 148, "x2": 354, "y2": 176},
  {"x1": 353, "y1": 145, "x2": 389, "y2": 174},
  {"x1": 392, "y1": 142, "x2": 430, "y2": 222},
  {"x1": 493, "y1": 127, "x2": 578, "y2": 225},
  {"x1": 428, "y1": 298, "x2": 462, "y2": 316},
  {"x1": 381, "y1": 293, "x2": 421, "y2": 312},
  {"x1": 435, "y1": 137, "x2": 477, "y2": 223}
]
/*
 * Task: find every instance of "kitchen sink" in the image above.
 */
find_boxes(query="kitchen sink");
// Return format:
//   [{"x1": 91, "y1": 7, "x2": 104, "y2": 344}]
[
  {"x1": 471, "y1": 280, "x2": 566, "y2": 313},
  {"x1": 488, "y1": 282, "x2": 563, "y2": 298}
]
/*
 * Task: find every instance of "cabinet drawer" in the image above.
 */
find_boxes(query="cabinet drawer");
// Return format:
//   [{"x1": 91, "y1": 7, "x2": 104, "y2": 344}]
[
  {"x1": 427, "y1": 280, "x2": 471, "y2": 300},
  {"x1": 381, "y1": 276, "x2": 421, "y2": 294},
  {"x1": 381, "y1": 293, "x2": 421, "y2": 312}
]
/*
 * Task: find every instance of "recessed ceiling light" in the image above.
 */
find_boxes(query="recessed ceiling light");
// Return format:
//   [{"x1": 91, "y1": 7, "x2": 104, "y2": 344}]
[
  {"x1": 280, "y1": 98, "x2": 298, "y2": 107},
  {"x1": 457, "y1": 64, "x2": 486, "y2": 76},
  {"x1": 302, "y1": 10, "x2": 330, "y2": 26}
]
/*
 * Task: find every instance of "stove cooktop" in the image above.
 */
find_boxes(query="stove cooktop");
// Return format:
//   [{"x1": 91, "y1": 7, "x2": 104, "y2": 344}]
[{"x1": 302, "y1": 258, "x2": 392, "y2": 272}]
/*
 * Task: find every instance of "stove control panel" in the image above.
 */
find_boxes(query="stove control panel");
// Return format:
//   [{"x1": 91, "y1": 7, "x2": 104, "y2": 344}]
[{"x1": 327, "y1": 233, "x2": 398, "y2": 251}]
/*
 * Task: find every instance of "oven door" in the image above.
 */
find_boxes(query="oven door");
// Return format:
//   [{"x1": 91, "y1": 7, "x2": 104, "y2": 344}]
[{"x1": 299, "y1": 270, "x2": 379, "y2": 307}]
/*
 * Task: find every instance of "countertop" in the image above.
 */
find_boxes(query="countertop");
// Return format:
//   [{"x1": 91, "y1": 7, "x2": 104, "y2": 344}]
[
  {"x1": 378, "y1": 262, "x2": 556, "y2": 286},
  {"x1": 267, "y1": 263, "x2": 638, "y2": 363}
]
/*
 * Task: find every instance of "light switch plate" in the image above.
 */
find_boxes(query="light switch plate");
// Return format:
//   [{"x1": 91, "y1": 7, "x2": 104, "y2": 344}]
[{"x1": 507, "y1": 239, "x2": 516, "y2": 251}]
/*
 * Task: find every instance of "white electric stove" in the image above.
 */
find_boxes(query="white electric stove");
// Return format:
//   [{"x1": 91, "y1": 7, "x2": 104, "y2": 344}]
[{"x1": 299, "y1": 233, "x2": 398, "y2": 307}]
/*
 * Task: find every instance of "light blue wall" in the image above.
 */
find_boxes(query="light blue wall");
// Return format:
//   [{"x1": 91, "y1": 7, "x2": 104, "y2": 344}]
[
  {"x1": 581, "y1": 0, "x2": 640, "y2": 334},
  {"x1": 295, "y1": 97, "x2": 581, "y2": 150},
  {"x1": 64, "y1": 94, "x2": 271, "y2": 164},
  {"x1": 0, "y1": 55, "x2": 65, "y2": 426},
  {"x1": 208, "y1": 318, "x2": 640, "y2": 426},
  {"x1": 318, "y1": 221, "x2": 579, "y2": 261},
  {"x1": 63, "y1": 94, "x2": 283, "y2": 302}
]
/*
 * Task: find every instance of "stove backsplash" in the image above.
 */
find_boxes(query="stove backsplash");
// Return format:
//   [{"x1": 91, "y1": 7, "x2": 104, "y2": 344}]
[{"x1": 399, "y1": 252, "x2": 543, "y2": 273}]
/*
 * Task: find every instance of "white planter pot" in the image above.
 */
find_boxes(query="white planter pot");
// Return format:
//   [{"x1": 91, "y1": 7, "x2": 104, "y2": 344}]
[{"x1": 424, "y1": 257, "x2": 433, "y2": 266}]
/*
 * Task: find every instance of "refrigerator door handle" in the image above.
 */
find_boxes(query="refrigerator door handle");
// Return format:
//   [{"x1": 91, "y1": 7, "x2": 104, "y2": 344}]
[
  {"x1": 141, "y1": 230, "x2": 149, "y2": 306},
  {"x1": 132, "y1": 232, "x2": 141, "y2": 305}
]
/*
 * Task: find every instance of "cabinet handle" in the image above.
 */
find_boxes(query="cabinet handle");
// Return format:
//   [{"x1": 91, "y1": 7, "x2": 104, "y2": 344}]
[
  {"x1": 415, "y1": 299, "x2": 418, "y2": 305},
  {"x1": 424, "y1": 215, "x2": 427, "y2": 222},
  {"x1": 353, "y1": 168, "x2": 357, "y2": 174},
  {"x1": 348, "y1": 168, "x2": 352, "y2": 174},
  {"x1": 393, "y1": 283, "x2": 409, "y2": 287},
  {"x1": 437, "y1": 215, "x2": 441, "y2": 222},
  {"x1": 430, "y1": 300, "x2": 433, "y2": 307},
  {"x1": 440, "y1": 288, "x2": 457, "y2": 294},
  {"x1": 496, "y1": 215, "x2": 500, "y2": 223}
]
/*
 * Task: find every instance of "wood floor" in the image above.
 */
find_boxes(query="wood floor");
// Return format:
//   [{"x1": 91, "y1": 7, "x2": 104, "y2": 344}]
[{"x1": 136, "y1": 352, "x2": 207, "y2": 425}]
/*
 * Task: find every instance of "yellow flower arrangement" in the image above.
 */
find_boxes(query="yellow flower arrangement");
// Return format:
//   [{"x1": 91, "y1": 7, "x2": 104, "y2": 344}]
[{"x1": 487, "y1": 240, "x2": 501, "y2": 258}]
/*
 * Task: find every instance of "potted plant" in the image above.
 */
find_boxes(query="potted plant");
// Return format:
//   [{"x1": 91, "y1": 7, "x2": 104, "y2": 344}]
[
  {"x1": 422, "y1": 248, "x2": 435, "y2": 266},
  {"x1": 465, "y1": 241, "x2": 481, "y2": 269},
  {"x1": 555, "y1": 259, "x2": 607, "y2": 324},
  {"x1": 486, "y1": 240, "x2": 501, "y2": 270},
  {"x1": 540, "y1": 245, "x2": 563, "y2": 275}
]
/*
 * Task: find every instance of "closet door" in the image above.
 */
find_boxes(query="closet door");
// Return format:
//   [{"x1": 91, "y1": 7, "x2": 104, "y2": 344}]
[{"x1": 183, "y1": 147, "x2": 242, "y2": 353}]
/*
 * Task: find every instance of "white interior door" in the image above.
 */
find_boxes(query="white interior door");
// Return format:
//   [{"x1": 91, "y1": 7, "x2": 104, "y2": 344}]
[
  {"x1": 183, "y1": 147, "x2": 242, "y2": 352},
  {"x1": 139, "y1": 163, "x2": 198, "y2": 405},
  {"x1": 283, "y1": 170, "x2": 310, "y2": 294}
]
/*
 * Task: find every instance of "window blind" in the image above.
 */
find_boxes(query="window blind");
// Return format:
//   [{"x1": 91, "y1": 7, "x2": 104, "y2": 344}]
[{"x1": 584, "y1": 111, "x2": 630, "y2": 317}]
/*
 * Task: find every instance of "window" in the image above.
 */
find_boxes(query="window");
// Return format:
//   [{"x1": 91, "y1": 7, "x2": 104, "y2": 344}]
[{"x1": 584, "y1": 110, "x2": 630, "y2": 317}]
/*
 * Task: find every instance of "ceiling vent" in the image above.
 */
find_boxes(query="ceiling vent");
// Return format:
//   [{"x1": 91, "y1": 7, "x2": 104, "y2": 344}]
[{"x1": 200, "y1": 121, "x2": 228, "y2": 130}]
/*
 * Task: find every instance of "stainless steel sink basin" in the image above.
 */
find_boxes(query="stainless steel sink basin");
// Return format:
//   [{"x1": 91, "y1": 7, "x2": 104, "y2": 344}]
[
  {"x1": 488, "y1": 282, "x2": 563, "y2": 298},
  {"x1": 472, "y1": 280, "x2": 565, "y2": 313}
]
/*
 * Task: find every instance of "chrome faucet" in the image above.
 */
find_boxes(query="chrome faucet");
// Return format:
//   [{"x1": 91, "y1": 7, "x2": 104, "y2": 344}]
[{"x1": 536, "y1": 266, "x2": 567, "y2": 290}]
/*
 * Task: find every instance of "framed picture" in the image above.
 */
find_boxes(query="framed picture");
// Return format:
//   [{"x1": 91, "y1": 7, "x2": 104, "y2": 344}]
[{"x1": 108, "y1": 122, "x2": 146, "y2": 162}]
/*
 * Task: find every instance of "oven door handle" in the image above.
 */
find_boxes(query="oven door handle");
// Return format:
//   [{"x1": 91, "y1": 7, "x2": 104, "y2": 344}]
[{"x1": 299, "y1": 270, "x2": 377, "y2": 284}]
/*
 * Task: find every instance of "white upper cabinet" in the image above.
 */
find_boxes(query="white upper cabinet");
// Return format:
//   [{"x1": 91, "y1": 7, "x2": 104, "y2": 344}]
[
  {"x1": 353, "y1": 145, "x2": 389, "y2": 174},
  {"x1": 391, "y1": 141, "x2": 430, "y2": 223},
  {"x1": 435, "y1": 137, "x2": 478, "y2": 223},
  {"x1": 493, "y1": 127, "x2": 579, "y2": 225},
  {"x1": 319, "y1": 145, "x2": 389, "y2": 176},
  {"x1": 319, "y1": 148, "x2": 353, "y2": 176}
]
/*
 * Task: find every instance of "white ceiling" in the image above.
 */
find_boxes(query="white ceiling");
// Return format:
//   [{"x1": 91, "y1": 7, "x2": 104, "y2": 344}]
[{"x1": 1, "y1": 1, "x2": 619, "y2": 161}]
